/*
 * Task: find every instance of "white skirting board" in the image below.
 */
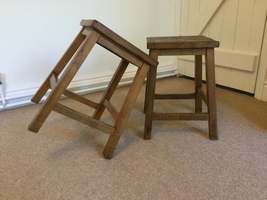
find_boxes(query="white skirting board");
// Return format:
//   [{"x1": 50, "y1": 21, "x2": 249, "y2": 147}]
[
  {"x1": 0, "y1": 64, "x2": 177, "y2": 111},
  {"x1": 0, "y1": 83, "x2": 5, "y2": 108},
  {"x1": 262, "y1": 81, "x2": 267, "y2": 102}
]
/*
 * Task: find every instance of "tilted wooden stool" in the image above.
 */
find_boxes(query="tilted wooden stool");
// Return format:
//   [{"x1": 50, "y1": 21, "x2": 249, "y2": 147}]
[
  {"x1": 144, "y1": 36, "x2": 219, "y2": 140},
  {"x1": 28, "y1": 20, "x2": 158, "y2": 159}
]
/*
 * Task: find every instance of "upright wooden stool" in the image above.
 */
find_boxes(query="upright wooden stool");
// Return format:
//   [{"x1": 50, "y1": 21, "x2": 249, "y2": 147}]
[
  {"x1": 144, "y1": 36, "x2": 219, "y2": 140},
  {"x1": 28, "y1": 20, "x2": 158, "y2": 159}
]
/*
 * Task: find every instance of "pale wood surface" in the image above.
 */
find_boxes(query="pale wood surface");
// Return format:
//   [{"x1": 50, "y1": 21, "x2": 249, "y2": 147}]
[
  {"x1": 49, "y1": 74, "x2": 57, "y2": 90},
  {"x1": 200, "y1": 90, "x2": 208, "y2": 104}
]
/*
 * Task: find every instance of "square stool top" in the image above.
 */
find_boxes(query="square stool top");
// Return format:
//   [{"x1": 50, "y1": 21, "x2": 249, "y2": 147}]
[
  {"x1": 147, "y1": 36, "x2": 219, "y2": 50},
  {"x1": 81, "y1": 19, "x2": 158, "y2": 67}
]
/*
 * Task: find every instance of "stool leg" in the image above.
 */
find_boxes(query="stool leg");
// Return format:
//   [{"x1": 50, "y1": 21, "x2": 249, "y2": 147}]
[
  {"x1": 195, "y1": 55, "x2": 203, "y2": 113},
  {"x1": 93, "y1": 59, "x2": 129, "y2": 120},
  {"x1": 144, "y1": 51, "x2": 158, "y2": 140},
  {"x1": 144, "y1": 67, "x2": 151, "y2": 113},
  {"x1": 205, "y1": 48, "x2": 218, "y2": 140},
  {"x1": 31, "y1": 29, "x2": 86, "y2": 103},
  {"x1": 28, "y1": 31, "x2": 99, "y2": 133},
  {"x1": 103, "y1": 64, "x2": 149, "y2": 159},
  {"x1": 144, "y1": 52, "x2": 158, "y2": 113}
]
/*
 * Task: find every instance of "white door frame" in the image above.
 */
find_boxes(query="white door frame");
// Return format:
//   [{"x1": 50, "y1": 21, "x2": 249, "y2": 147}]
[{"x1": 255, "y1": 12, "x2": 267, "y2": 101}]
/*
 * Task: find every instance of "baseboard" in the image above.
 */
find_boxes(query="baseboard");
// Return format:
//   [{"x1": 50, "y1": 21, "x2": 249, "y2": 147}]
[
  {"x1": 0, "y1": 64, "x2": 177, "y2": 111},
  {"x1": 262, "y1": 81, "x2": 267, "y2": 102}
]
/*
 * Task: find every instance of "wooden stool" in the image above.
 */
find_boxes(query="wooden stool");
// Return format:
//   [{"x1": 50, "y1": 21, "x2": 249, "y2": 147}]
[
  {"x1": 144, "y1": 36, "x2": 219, "y2": 140},
  {"x1": 28, "y1": 20, "x2": 158, "y2": 159}
]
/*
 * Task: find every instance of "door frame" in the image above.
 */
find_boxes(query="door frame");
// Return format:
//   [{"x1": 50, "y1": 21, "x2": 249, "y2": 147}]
[{"x1": 255, "y1": 12, "x2": 267, "y2": 101}]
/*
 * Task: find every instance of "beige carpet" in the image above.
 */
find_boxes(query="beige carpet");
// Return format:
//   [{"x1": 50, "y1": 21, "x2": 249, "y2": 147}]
[{"x1": 1, "y1": 77, "x2": 267, "y2": 200}]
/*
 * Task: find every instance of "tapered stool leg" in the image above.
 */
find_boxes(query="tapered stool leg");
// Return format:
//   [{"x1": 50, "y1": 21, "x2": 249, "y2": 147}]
[
  {"x1": 144, "y1": 51, "x2": 158, "y2": 140},
  {"x1": 28, "y1": 31, "x2": 99, "y2": 133},
  {"x1": 103, "y1": 64, "x2": 150, "y2": 159},
  {"x1": 144, "y1": 66, "x2": 151, "y2": 113},
  {"x1": 205, "y1": 48, "x2": 218, "y2": 140},
  {"x1": 31, "y1": 29, "x2": 86, "y2": 103},
  {"x1": 195, "y1": 55, "x2": 203, "y2": 113},
  {"x1": 93, "y1": 59, "x2": 129, "y2": 120}
]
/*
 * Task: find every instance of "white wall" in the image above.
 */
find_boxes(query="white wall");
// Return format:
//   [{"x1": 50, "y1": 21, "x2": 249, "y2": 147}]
[{"x1": 0, "y1": 0, "x2": 179, "y2": 109}]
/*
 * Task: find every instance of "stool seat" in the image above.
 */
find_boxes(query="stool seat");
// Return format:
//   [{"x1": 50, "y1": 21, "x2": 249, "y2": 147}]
[
  {"x1": 81, "y1": 20, "x2": 158, "y2": 67},
  {"x1": 147, "y1": 36, "x2": 220, "y2": 50}
]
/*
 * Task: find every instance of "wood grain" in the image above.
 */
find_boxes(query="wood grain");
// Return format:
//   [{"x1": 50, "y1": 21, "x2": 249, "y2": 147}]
[
  {"x1": 97, "y1": 36, "x2": 143, "y2": 67},
  {"x1": 28, "y1": 31, "x2": 99, "y2": 133},
  {"x1": 104, "y1": 100, "x2": 118, "y2": 121},
  {"x1": 144, "y1": 51, "x2": 158, "y2": 140},
  {"x1": 154, "y1": 93, "x2": 195, "y2": 100},
  {"x1": 205, "y1": 48, "x2": 218, "y2": 140},
  {"x1": 63, "y1": 90, "x2": 99, "y2": 109},
  {"x1": 53, "y1": 103, "x2": 114, "y2": 134},
  {"x1": 93, "y1": 59, "x2": 129, "y2": 120},
  {"x1": 195, "y1": 55, "x2": 203, "y2": 113},
  {"x1": 152, "y1": 112, "x2": 209, "y2": 121},
  {"x1": 147, "y1": 36, "x2": 219, "y2": 49},
  {"x1": 81, "y1": 20, "x2": 158, "y2": 67},
  {"x1": 103, "y1": 64, "x2": 150, "y2": 159},
  {"x1": 31, "y1": 29, "x2": 86, "y2": 103}
]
